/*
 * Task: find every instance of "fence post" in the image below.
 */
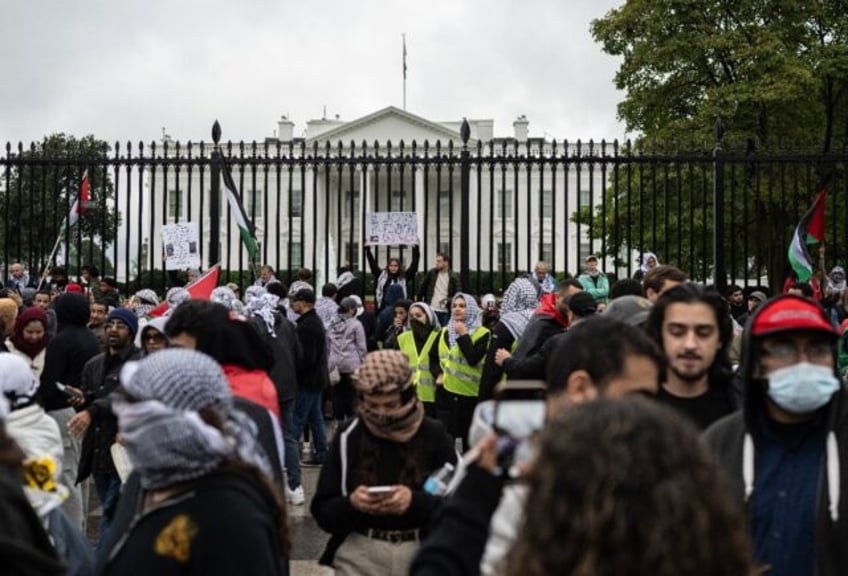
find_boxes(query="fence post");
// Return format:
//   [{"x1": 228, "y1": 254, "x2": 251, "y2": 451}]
[
  {"x1": 209, "y1": 120, "x2": 222, "y2": 267},
  {"x1": 712, "y1": 118, "x2": 726, "y2": 293},
  {"x1": 460, "y1": 118, "x2": 471, "y2": 291}
]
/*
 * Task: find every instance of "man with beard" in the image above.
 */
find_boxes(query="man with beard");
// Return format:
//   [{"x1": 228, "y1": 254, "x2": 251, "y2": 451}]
[{"x1": 646, "y1": 282, "x2": 741, "y2": 429}]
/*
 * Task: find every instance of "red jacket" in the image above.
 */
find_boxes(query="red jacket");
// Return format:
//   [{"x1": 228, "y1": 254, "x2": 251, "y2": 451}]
[
  {"x1": 222, "y1": 364, "x2": 280, "y2": 419},
  {"x1": 533, "y1": 292, "x2": 569, "y2": 327}
]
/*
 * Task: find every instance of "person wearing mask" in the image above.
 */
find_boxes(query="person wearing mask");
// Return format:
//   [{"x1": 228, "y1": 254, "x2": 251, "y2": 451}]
[
  {"x1": 312, "y1": 350, "x2": 456, "y2": 575},
  {"x1": 38, "y1": 292, "x2": 101, "y2": 531},
  {"x1": 380, "y1": 298, "x2": 412, "y2": 350},
  {"x1": 704, "y1": 294, "x2": 848, "y2": 575},
  {"x1": 326, "y1": 297, "x2": 367, "y2": 423},
  {"x1": 66, "y1": 307, "x2": 142, "y2": 550},
  {"x1": 101, "y1": 349, "x2": 290, "y2": 575},
  {"x1": 365, "y1": 243, "x2": 420, "y2": 312},
  {"x1": 396, "y1": 303, "x2": 442, "y2": 418},
  {"x1": 130, "y1": 289, "x2": 160, "y2": 319},
  {"x1": 436, "y1": 293, "x2": 490, "y2": 451}
]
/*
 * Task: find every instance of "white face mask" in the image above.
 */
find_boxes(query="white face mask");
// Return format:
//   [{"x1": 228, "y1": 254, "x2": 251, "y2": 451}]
[{"x1": 766, "y1": 362, "x2": 841, "y2": 415}]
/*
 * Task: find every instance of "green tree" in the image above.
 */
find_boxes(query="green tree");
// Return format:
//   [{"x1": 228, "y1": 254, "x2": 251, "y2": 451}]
[
  {"x1": 585, "y1": 0, "x2": 848, "y2": 289},
  {"x1": 1, "y1": 133, "x2": 120, "y2": 276}
]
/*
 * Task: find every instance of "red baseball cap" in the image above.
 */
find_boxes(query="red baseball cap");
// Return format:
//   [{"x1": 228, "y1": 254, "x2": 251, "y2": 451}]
[
  {"x1": 750, "y1": 295, "x2": 837, "y2": 338},
  {"x1": 64, "y1": 283, "x2": 84, "y2": 294}
]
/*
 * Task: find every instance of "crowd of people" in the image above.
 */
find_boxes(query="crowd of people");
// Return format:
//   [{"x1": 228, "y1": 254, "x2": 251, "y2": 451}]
[{"x1": 0, "y1": 251, "x2": 846, "y2": 575}]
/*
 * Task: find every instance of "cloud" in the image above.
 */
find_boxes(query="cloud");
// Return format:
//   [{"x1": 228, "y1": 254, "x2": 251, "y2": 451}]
[{"x1": 0, "y1": 0, "x2": 626, "y2": 144}]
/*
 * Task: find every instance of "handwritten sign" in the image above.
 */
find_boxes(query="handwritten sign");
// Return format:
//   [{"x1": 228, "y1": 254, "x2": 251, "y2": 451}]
[
  {"x1": 365, "y1": 212, "x2": 418, "y2": 246},
  {"x1": 162, "y1": 222, "x2": 201, "y2": 270}
]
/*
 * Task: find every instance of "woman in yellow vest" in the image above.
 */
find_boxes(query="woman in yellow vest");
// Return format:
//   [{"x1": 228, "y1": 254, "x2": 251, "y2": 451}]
[
  {"x1": 436, "y1": 292, "x2": 491, "y2": 451},
  {"x1": 395, "y1": 303, "x2": 442, "y2": 418}
]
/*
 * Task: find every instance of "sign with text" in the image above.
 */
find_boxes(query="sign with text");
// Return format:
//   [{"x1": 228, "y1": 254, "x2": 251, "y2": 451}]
[
  {"x1": 365, "y1": 211, "x2": 418, "y2": 246},
  {"x1": 162, "y1": 222, "x2": 201, "y2": 270}
]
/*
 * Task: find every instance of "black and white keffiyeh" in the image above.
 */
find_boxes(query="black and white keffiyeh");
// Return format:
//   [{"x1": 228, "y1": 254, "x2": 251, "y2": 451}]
[{"x1": 114, "y1": 349, "x2": 270, "y2": 490}]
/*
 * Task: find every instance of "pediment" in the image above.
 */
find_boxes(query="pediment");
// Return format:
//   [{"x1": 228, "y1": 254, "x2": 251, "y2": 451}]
[{"x1": 307, "y1": 106, "x2": 469, "y2": 147}]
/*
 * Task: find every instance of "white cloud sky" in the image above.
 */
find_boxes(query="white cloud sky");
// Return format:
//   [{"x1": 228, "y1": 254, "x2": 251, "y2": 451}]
[{"x1": 0, "y1": 0, "x2": 626, "y2": 145}]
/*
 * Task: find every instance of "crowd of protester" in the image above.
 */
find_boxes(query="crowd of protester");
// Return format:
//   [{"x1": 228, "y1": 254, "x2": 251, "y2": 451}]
[{"x1": 0, "y1": 251, "x2": 846, "y2": 576}]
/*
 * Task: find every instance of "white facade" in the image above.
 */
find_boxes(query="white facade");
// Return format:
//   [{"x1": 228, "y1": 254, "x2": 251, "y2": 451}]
[{"x1": 142, "y1": 106, "x2": 618, "y2": 287}]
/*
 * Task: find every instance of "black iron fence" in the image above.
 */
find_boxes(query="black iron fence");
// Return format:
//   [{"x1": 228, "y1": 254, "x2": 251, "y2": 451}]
[{"x1": 1, "y1": 122, "x2": 846, "y2": 297}]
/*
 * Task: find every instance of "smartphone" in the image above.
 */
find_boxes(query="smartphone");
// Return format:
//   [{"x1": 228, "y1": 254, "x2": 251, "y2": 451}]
[
  {"x1": 55, "y1": 382, "x2": 83, "y2": 398},
  {"x1": 366, "y1": 486, "x2": 395, "y2": 497},
  {"x1": 493, "y1": 380, "x2": 547, "y2": 473},
  {"x1": 493, "y1": 380, "x2": 547, "y2": 440}
]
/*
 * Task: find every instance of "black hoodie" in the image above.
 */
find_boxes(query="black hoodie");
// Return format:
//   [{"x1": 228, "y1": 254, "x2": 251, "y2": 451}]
[
  {"x1": 38, "y1": 293, "x2": 101, "y2": 411},
  {"x1": 704, "y1": 295, "x2": 848, "y2": 576}
]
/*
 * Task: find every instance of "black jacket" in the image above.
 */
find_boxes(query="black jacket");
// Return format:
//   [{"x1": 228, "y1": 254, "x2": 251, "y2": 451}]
[
  {"x1": 295, "y1": 309, "x2": 329, "y2": 392},
  {"x1": 39, "y1": 293, "x2": 102, "y2": 411},
  {"x1": 249, "y1": 314, "x2": 302, "y2": 406},
  {"x1": 415, "y1": 269, "x2": 460, "y2": 310},
  {"x1": 409, "y1": 465, "x2": 505, "y2": 576},
  {"x1": 77, "y1": 345, "x2": 142, "y2": 483},
  {"x1": 100, "y1": 469, "x2": 289, "y2": 576}
]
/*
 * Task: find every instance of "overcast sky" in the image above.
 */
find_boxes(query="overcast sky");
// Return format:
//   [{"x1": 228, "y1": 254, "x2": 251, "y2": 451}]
[{"x1": 0, "y1": 0, "x2": 626, "y2": 146}]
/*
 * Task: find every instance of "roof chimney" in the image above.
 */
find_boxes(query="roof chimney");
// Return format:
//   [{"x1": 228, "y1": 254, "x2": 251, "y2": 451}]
[
  {"x1": 278, "y1": 115, "x2": 295, "y2": 141},
  {"x1": 513, "y1": 115, "x2": 529, "y2": 141}
]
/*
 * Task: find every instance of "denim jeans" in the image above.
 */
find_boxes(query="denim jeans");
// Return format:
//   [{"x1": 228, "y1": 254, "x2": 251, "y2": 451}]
[
  {"x1": 281, "y1": 399, "x2": 301, "y2": 490},
  {"x1": 292, "y1": 388, "x2": 328, "y2": 464},
  {"x1": 93, "y1": 472, "x2": 122, "y2": 552}
]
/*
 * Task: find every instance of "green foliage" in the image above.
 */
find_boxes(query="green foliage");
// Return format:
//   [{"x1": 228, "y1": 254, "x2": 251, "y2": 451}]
[
  {"x1": 589, "y1": 0, "x2": 848, "y2": 288},
  {"x1": 0, "y1": 133, "x2": 121, "y2": 272}
]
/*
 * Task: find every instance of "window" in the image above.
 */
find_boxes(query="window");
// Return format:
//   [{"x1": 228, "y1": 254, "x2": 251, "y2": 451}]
[
  {"x1": 438, "y1": 190, "x2": 451, "y2": 218},
  {"x1": 438, "y1": 241, "x2": 451, "y2": 257},
  {"x1": 497, "y1": 189, "x2": 513, "y2": 219},
  {"x1": 290, "y1": 189, "x2": 303, "y2": 218},
  {"x1": 344, "y1": 190, "x2": 360, "y2": 216},
  {"x1": 541, "y1": 189, "x2": 553, "y2": 218},
  {"x1": 290, "y1": 242, "x2": 303, "y2": 269},
  {"x1": 540, "y1": 242, "x2": 553, "y2": 266},
  {"x1": 579, "y1": 188, "x2": 592, "y2": 208},
  {"x1": 168, "y1": 189, "x2": 182, "y2": 220},
  {"x1": 246, "y1": 189, "x2": 263, "y2": 219},
  {"x1": 578, "y1": 243, "x2": 593, "y2": 264},
  {"x1": 391, "y1": 190, "x2": 409, "y2": 211},
  {"x1": 498, "y1": 243, "x2": 512, "y2": 272},
  {"x1": 345, "y1": 242, "x2": 360, "y2": 266}
]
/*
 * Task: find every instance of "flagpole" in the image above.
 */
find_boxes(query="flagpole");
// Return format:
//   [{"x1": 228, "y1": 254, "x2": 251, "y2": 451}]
[
  {"x1": 38, "y1": 225, "x2": 66, "y2": 290},
  {"x1": 402, "y1": 33, "x2": 407, "y2": 111}
]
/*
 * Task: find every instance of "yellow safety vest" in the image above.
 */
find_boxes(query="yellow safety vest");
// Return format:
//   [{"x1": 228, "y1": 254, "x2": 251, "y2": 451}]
[
  {"x1": 439, "y1": 326, "x2": 490, "y2": 397},
  {"x1": 398, "y1": 330, "x2": 439, "y2": 403}
]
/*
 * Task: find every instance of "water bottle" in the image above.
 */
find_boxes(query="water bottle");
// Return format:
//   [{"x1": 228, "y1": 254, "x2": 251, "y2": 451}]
[{"x1": 423, "y1": 462, "x2": 456, "y2": 496}]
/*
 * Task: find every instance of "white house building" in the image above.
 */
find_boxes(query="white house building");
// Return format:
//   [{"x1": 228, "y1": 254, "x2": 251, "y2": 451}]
[{"x1": 140, "y1": 106, "x2": 618, "y2": 288}]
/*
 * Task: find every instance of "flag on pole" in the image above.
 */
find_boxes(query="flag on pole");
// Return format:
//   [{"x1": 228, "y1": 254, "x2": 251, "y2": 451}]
[
  {"x1": 66, "y1": 170, "x2": 90, "y2": 228},
  {"x1": 788, "y1": 189, "x2": 826, "y2": 281},
  {"x1": 222, "y1": 163, "x2": 260, "y2": 262},
  {"x1": 148, "y1": 265, "x2": 221, "y2": 317}
]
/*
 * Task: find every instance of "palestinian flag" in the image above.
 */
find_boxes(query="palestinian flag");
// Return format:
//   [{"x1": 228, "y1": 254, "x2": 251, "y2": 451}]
[
  {"x1": 222, "y1": 163, "x2": 259, "y2": 262},
  {"x1": 66, "y1": 170, "x2": 90, "y2": 228},
  {"x1": 788, "y1": 189, "x2": 826, "y2": 281},
  {"x1": 148, "y1": 265, "x2": 221, "y2": 317}
]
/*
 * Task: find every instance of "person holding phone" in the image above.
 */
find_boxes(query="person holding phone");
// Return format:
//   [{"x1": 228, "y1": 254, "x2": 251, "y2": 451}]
[{"x1": 311, "y1": 350, "x2": 456, "y2": 575}]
